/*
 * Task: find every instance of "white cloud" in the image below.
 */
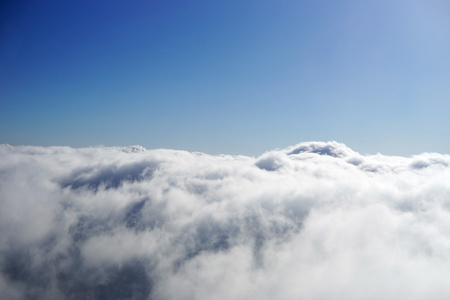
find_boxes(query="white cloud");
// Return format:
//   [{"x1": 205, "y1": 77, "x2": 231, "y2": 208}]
[{"x1": 1, "y1": 141, "x2": 450, "y2": 299}]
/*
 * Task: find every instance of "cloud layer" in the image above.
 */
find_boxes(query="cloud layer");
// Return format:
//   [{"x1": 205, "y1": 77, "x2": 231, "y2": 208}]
[{"x1": 1, "y1": 141, "x2": 450, "y2": 299}]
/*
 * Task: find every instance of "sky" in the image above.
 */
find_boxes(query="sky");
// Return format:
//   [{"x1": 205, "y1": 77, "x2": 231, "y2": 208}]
[{"x1": 1, "y1": 0, "x2": 450, "y2": 156}]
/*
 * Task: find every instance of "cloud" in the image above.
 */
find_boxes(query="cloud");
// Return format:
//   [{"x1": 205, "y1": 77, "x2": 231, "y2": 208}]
[{"x1": 1, "y1": 142, "x2": 450, "y2": 299}]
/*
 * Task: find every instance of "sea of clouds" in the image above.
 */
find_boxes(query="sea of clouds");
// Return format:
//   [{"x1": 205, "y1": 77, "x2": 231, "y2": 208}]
[{"x1": 1, "y1": 141, "x2": 450, "y2": 299}]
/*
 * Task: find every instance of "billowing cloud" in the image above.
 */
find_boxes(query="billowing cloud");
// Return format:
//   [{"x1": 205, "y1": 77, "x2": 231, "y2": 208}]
[{"x1": 1, "y1": 141, "x2": 450, "y2": 299}]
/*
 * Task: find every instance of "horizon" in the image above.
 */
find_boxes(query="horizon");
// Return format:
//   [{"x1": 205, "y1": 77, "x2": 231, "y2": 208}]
[{"x1": 2, "y1": 139, "x2": 450, "y2": 158}]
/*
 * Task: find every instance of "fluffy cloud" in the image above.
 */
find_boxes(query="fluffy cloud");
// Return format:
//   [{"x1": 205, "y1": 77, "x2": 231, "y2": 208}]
[{"x1": 1, "y1": 141, "x2": 450, "y2": 299}]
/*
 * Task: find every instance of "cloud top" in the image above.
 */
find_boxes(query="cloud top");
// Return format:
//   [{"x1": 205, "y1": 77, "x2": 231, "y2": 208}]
[{"x1": 1, "y1": 142, "x2": 450, "y2": 299}]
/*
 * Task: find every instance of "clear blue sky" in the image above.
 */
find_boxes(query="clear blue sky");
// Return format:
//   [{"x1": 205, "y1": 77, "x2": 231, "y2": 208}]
[{"x1": 1, "y1": 0, "x2": 450, "y2": 156}]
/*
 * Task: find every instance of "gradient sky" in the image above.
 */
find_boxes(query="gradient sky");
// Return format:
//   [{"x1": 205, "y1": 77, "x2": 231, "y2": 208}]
[{"x1": 1, "y1": 0, "x2": 450, "y2": 156}]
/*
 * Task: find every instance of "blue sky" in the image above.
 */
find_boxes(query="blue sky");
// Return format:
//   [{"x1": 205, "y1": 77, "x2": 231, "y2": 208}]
[{"x1": 1, "y1": 0, "x2": 450, "y2": 156}]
